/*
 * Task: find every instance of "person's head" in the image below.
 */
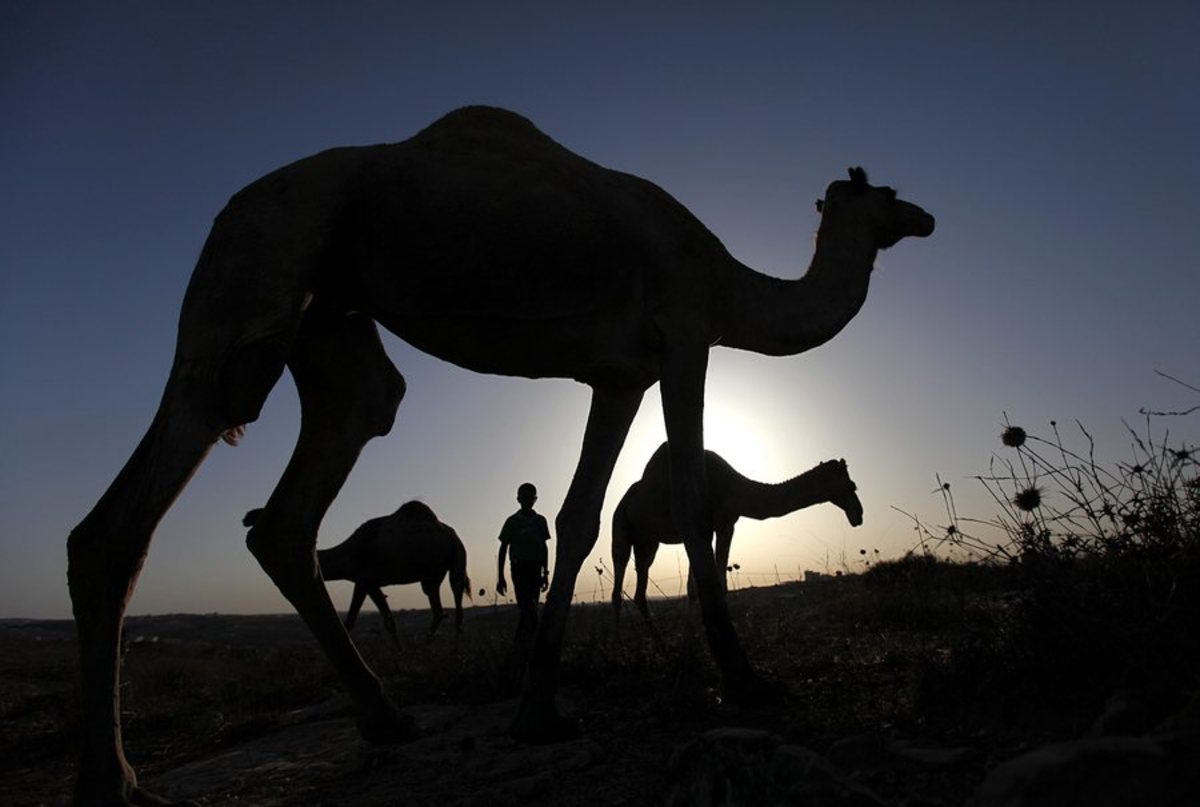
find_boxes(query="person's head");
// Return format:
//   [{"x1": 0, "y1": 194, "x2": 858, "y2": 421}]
[{"x1": 517, "y1": 482, "x2": 537, "y2": 509}]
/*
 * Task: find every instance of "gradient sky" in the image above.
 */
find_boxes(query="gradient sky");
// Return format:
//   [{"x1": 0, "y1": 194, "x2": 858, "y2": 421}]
[{"x1": 2, "y1": 2, "x2": 1197, "y2": 619}]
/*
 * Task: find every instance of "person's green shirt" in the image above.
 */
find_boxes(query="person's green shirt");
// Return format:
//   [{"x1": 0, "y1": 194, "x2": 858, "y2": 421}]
[{"x1": 498, "y1": 510, "x2": 551, "y2": 562}]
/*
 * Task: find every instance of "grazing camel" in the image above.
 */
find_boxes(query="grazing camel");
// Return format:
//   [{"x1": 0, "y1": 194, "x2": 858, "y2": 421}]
[
  {"x1": 611, "y1": 442, "x2": 863, "y2": 622},
  {"x1": 242, "y1": 500, "x2": 471, "y2": 642},
  {"x1": 65, "y1": 105, "x2": 933, "y2": 804}
]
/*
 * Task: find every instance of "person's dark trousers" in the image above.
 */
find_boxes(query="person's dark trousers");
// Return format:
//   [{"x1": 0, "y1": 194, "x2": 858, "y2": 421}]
[{"x1": 511, "y1": 557, "x2": 542, "y2": 653}]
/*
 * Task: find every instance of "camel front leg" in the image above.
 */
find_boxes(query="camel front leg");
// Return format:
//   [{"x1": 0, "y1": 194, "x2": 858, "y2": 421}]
[
  {"x1": 68, "y1": 388, "x2": 221, "y2": 807},
  {"x1": 658, "y1": 335, "x2": 761, "y2": 701},
  {"x1": 344, "y1": 584, "x2": 369, "y2": 631},
  {"x1": 512, "y1": 384, "x2": 644, "y2": 742},
  {"x1": 365, "y1": 588, "x2": 400, "y2": 647}
]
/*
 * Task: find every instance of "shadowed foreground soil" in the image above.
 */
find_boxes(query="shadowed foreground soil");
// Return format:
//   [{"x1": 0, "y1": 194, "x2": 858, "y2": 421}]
[{"x1": 4, "y1": 568, "x2": 1198, "y2": 805}]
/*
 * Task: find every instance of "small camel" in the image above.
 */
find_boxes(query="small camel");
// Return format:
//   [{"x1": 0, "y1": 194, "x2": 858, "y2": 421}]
[
  {"x1": 243, "y1": 500, "x2": 470, "y2": 642},
  {"x1": 66, "y1": 106, "x2": 932, "y2": 804},
  {"x1": 611, "y1": 442, "x2": 863, "y2": 622}
]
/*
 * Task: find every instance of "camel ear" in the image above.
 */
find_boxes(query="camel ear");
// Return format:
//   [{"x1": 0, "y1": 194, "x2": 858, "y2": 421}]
[
  {"x1": 815, "y1": 199, "x2": 824, "y2": 213},
  {"x1": 848, "y1": 166, "x2": 868, "y2": 190}
]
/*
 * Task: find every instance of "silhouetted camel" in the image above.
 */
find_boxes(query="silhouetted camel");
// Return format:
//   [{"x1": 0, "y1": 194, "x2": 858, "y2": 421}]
[
  {"x1": 243, "y1": 500, "x2": 470, "y2": 642},
  {"x1": 611, "y1": 443, "x2": 862, "y2": 622},
  {"x1": 66, "y1": 106, "x2": 932, "y2": 804}
]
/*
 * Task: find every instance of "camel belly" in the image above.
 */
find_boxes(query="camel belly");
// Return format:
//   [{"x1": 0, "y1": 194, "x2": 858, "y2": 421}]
[{"x1": 374, "y1": 305, "x2": 663, "y2": 388}]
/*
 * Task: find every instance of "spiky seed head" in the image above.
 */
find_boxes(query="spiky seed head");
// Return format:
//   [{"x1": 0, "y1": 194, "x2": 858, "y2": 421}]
[
  {"x1": 1013, "y1": 486, "x2": 1043, "y2": 512},
  {"x1": 1002, "y1": 426, "x2": 1027, "y2": 448}
]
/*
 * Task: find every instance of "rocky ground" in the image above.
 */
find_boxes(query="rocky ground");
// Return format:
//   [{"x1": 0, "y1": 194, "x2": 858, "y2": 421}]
[{"x1": 4, "y1": 570, "x2": 1198, "y2": 805}]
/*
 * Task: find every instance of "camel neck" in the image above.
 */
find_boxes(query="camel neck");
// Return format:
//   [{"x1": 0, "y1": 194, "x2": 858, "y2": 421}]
[
  {"x1": 721, "y1": 223, "x2": 876, "y2": 356},
  {"x1": 735, "y1": 466, "x2": 836, "y2": 520}
]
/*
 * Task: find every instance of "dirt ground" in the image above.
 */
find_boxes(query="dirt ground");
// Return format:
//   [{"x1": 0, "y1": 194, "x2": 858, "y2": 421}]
[{"x1": 3, "y1": 576, "x2": 1195, "y2": 806}]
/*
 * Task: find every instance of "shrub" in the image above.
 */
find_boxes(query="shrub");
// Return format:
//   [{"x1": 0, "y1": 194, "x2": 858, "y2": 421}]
[{"x1": 905, "y1": 378, "x2": 1198, "y2": 730}]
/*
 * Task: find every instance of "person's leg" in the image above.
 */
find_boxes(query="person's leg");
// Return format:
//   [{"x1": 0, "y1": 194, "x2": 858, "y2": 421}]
[{"x1": 512, "y1": 558, "x2": 540, "y2": 653}]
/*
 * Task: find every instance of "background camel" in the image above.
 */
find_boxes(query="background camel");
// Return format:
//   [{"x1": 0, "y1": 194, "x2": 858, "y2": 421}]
[
  {"x1": 611, "y1": 443, "x2": 863, "y2": 623},
  {"x1": 65, "y1": 106, "x2": 932, "y2": 804},
  {"x1": 243, "y1": 501, "x2": 470, "y2": 642}
]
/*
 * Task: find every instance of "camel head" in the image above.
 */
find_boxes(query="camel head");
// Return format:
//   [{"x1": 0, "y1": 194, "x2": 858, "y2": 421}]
[{"x1": 816, "y1": 167, "x2": 935, "y2": 250}]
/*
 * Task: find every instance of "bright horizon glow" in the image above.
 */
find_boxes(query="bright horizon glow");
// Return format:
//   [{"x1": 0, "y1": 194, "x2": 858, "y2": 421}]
[{"x1": 1, "y1": 3, "x2": 1196, "y2": 619}]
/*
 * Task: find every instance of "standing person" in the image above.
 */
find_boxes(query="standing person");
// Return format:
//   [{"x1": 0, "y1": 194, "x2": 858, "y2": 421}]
[{"x1": 497, "y1": 482, "x2": 552, "y2": 653}]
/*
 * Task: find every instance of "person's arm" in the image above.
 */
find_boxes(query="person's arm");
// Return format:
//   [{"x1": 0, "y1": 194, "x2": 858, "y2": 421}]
[
  {"x1": 539, "y1": 515, "x2": 551, "y2": 590},
  {"x1": 497, "y1": 518, "x2": 511, "y2": 596},
  {"x1": 539, "y1": 542, "x2": 549, "y2": 591}
]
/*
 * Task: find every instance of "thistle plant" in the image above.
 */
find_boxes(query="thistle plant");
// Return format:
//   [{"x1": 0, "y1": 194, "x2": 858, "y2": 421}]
[
  {"x1": 900, "y1": 394, "x2": 1196, "y2": 566},
  {"x1": 894, "y1": 376, "x2": 1200, "y2": 721}
]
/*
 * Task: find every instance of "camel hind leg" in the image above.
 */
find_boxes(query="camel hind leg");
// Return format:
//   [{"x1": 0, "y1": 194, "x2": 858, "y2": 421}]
[
  {"x1": 365, "y1": 588, "x2": 400, "y2": 647},
  {"x1": 513, "y1": 384, "x2": 645, "y2": 742},
  {"x1": 421, "y1": 577, "x2": 447, "y2": 638},
  {"x1": 343, "y1": 583, "x2": 370, "y2": 631},
  {"x1": 448, "y1": 546, "x2": 469, "y2": 634},
  {"x1": 632, "y1": 539, "x2": 660, "y2": 621},
  {"x1": 244, "y1": 304, "x2": 413, "y2": 744}
]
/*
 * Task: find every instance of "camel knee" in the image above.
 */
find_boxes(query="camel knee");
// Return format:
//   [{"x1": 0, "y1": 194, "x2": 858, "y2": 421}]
[
  {"x1": 346, "y1": 361, "x2": 405, "y2": 440},
  {"x1": 554, "y1": 510, "x2": 601, "y2": 570},
  {"x1": 245, "y1": 520, "x2": 319, "y2": 596},
  {"x1": 288, "y1": 311, "x2": 406, "y2": 441},
  {"x1": 67, "y1": 519, "x2": 149, "y2": 610}
]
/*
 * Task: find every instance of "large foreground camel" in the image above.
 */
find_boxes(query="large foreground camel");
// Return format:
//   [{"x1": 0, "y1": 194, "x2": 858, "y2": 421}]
[
  {"x1": 243, "y1": 500, "x2": 470, "y2": 642},
  {"x1": 611, "y1": 442, "x2": 862, "y2": 622},
  {"x1": 66, "y1": 106, "x2": 933, "y2": 805}
]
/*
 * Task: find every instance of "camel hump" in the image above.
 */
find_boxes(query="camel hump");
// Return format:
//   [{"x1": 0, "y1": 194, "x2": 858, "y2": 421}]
[
  {"x1": 411, "y1": 106, "x2": 565, "y2": 156},
  {"x1": 393, "y1": 500, "x2": 439, "y2": 522},
  {"x1": 642, "y1": 441, "x2": 732, "y2": 481}
]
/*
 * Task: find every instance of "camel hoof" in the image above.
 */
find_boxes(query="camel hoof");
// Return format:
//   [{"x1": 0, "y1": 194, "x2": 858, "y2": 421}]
[
  {"x1": 357, "y1": 710, "x2": 419, "y2": 745},
  {"x1": 509, "y1": 703, "x2": 580, "y2": 745}
]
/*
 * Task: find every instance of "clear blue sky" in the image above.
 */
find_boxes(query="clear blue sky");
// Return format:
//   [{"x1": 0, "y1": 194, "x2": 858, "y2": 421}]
[{"x1": 2, "y1": 2, "x2": 1197, "y2": 618}]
